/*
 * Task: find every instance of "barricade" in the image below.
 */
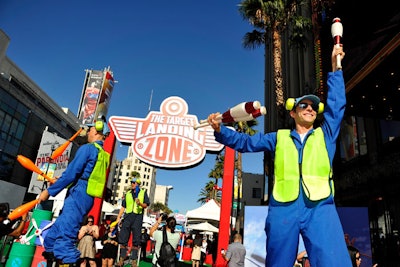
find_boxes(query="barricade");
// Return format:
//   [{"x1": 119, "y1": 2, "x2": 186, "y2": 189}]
[
  {"x1": 6, "y1": 209, "x2": 53, "y2": 267},
  {"x1": 30, "y1": 246, "x2": 46, "y2": 267},
  {"x1": 5, "y1": 241, "x2": 35, "y2": 267}
]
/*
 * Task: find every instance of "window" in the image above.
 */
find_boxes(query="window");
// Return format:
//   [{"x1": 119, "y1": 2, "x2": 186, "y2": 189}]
[
  {"x1": 0, "y1": 89, "x2": 28, "y2": 156},
  {"x1": 340, "y1": 116, "x2": 359, "y2": 161},
  {"x1": 252, "y1": 188, "x2": 261, "y2": 198}
]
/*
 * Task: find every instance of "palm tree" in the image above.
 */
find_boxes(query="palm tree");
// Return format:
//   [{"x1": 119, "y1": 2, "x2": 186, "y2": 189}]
[
  {"x1": 149, "y1": 202, "x2": 172, "y2": 215},
  {"x1": 230, "y1": 119, "x2": 258, "y2": 230},
  {"x1": 238, "y1": 0, "x2": 312, "y2": 129},
  {"x1": 208, "y1": 152, "x2": 224, "y2": 185},
  {"x1": 198, "y1": 180, "x2": 221, "y2": 204},
  {"x1": 232, "y1": 120, "x2": 258, "y2": 185}
]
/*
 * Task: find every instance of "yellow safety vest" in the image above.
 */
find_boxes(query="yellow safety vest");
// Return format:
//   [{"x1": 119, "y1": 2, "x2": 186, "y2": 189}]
[
  {"x1": 125, "y1": 188, "x2": 146, "y2": 214},
  {"x1": 86, "y1": 142, "x2": 110, "y2": 198},
  {"x1": 273, "y1": 128, "x2": 333, "y2": 202}
]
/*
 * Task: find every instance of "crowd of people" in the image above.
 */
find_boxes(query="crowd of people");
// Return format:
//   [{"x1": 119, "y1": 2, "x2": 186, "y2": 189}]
[{"x1": 2, "y1": 202, "x2": 381, "y2": 267}]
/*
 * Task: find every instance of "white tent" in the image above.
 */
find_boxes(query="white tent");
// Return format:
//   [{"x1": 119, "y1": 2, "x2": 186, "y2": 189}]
[
  {"x1": 187, "y1": 222, "x2": 219, "y2": 233},
  {"x1": 185, "y1": 199, "x2": 220, "y2": 223},
  {"x1": 102, "y1": 201, "x2": 116, "y2": 213},
  {"x1": 102, "y1": 201, "x2": 120, "y2": 216}
]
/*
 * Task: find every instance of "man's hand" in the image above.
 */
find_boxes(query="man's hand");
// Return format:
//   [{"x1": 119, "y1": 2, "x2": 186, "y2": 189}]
[
  {"x1": 332, "y1": 45, "x2": 345, "y2": 72},
  {"x1": 207, "y1": 113, "x2": 222, "y2": 133},
  {"x1": 37, "y1": 189, "x2": 50, "y2": 203}
]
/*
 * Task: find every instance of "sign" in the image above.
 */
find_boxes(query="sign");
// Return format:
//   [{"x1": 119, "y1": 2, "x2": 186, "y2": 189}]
[
  {"x1": 244, "y1": 206, "x2": 373, "y2": 267},
  {"x1": 94, "y1": 71, "x2": 114, "y2": 120},
  {"x1": 28, "y1": 129, "x2": 71, "y2": 194},
  {"x1": 109, "y1": 96, "x2": 224, "y2": 168},
  {"x1": 77, "y1": 70, "x2": 104, "y2": 124}
]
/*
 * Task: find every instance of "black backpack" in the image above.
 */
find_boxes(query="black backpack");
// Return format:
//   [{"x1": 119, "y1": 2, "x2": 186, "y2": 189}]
[{"x1": 156, "y1": 227, "x2": 176, "y2": 267}]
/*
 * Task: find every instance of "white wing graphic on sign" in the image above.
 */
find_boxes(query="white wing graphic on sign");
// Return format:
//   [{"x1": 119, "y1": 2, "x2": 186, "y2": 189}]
[
  {"x1": 197, "y1": 126, "x2": 224, "y2": 151},
  {"x1": 109, "y1": 116, "x2": 140, "y2": 143}
]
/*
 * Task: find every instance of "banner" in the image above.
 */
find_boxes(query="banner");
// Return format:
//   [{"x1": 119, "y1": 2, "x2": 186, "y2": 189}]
[
  {"x1": 94, "y1": 71, "x2": 114, "y2": 120},
  {"x1": 244, "y1": 206, "x2": 373, "y2": 267},
  {"x1": 77, "y1": 70, "x2": 104, "y2": 124},
  {"x1": 28, "y1": 129, "x2": 71, "y2": 195}
]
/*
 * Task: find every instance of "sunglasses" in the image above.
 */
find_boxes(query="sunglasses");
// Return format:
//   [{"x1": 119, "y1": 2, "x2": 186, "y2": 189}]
[
  {"x1": 355, "y1": 256, "x2": 361, "y2": 260},
  {"x1": 88, "y1": 220, "x2": 94, "y2": 223},
  {"x1": 297, "y1": 102, "x2": 318, "y2": 112}
]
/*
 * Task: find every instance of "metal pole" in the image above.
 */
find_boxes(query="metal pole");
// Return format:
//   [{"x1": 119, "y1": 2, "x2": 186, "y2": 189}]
[{"x1": 215, "y1": 147, "x2": 235, "y2": 267}]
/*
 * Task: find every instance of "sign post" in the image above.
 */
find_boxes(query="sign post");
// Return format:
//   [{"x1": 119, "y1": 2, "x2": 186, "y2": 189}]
[{"x1": 215, "y1": 147, "x2": 235, "y2": 267}]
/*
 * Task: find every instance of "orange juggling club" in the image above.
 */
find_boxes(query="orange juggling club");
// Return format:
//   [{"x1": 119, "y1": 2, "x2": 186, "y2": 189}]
[
  {"x1": 17, "y1": 155, "x2": 56, "y2": 184},
  {"x1": 51, "y1": 128, "x2": 83, "y2": 160},
  {"x1": 8, "y1": 199, "x2": 39, "y2": 220}
]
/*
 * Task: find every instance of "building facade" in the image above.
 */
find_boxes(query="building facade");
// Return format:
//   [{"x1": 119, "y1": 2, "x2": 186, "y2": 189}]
[
  {"x1": 153, "y1": 185, "x2": 173, "y2": 207},
  {"x1": 241, "y1": 172, "x2": 264, "y2": 206},
  {"x1": 260, "y1": 1, "x2": 400, "y2": 265},
  {"x1": 110, "y1": 147, "x2": 157, "y2": 207},
  {"x1": 0, "y1": 29, "x2": 81, "y2": 208}
]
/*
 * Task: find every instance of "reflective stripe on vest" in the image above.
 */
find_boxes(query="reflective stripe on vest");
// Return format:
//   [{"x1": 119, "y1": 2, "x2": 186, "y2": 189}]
[
  {"x1": 274, "y1": 128, "x2": 332, "y2": 202},
  {"x1": 125, "y1": 189, "x2": 146, "y2": 214}
]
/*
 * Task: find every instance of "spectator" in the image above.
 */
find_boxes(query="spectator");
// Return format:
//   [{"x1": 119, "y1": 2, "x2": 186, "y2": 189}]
[
  {"x1": 98, "y1": 219, "x2": 110, "y2": 238},
  {"x1": 150, "y1": 216, "x2": 180, "y2": 267},
  {"x1": 0, "y1": 202, "x2": 28, "y2": 238},
  {"x1": 221, "y1": 233, "x2": 246, "y2": 267},
  {"x1": 200, "y1": 236, "x2": 208, "y2": 267},
  {"x1": 38, "y1": 119, "x2": 110, "y2": 266},
  {"x1": 184, "y1": 233, "x2": 193, "y2": 248},
  {"x1": 77, "y1": 215, "x2": 99, "y2": 267},
  {"x1": 209, "y1": 234, "x2": 218, "y2": 265},
  {"x1": 101, "y1": 223, "x2": 118, "y2": 267},
  {"x1": 116, "y1": 177, "x2": 150, "y2": 267},
  {"x1": 347, "y1": 245, "x2": 378, "y2": 267},
  {"x1": 140, "y1": 227, "x2": 150, "y2": 260},
  {"x1": 191, "y1": 234, "x2": 202, "y2": 267},
  {"x1": 207, "y1": 45, "x2": 350, "y2": 266},
  {"x1": 294, "y1": 250, "x2": 309, "y2": 267}
]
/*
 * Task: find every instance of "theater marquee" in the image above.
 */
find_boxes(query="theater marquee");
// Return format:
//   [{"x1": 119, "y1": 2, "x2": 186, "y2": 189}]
[{"x1": 109, "y1": 96, "x2": 224, "y2": 168}]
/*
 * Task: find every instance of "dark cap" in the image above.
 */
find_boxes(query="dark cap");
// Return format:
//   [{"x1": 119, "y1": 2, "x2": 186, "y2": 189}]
[{"x1": 294, "y1": 94, "x2": 320, "y2": 107}]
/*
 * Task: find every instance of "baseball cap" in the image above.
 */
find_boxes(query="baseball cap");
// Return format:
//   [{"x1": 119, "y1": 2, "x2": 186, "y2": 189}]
[
  {"x1": 86, "y1": 121, "x2": 110, "y2": 136},
  {"x1": 294, "y1": 94, "x2": 320, "y2": 107},
  {"x1": 131, "y1": 178, "x2": 141, "y2": 184}
]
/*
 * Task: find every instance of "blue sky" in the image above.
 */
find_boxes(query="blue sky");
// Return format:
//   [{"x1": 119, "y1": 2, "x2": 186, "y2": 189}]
[{"x1": 1, "y1": 0, "x2": 266, "y2": 214}]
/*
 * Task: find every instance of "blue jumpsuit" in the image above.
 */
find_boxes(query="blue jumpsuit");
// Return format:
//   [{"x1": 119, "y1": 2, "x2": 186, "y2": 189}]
[
  {"x1": 43, "y1": 141, "x2": 103, "y2": 264},
  {"x1": 215, "y1": 71, "x2": 352, "y2": 267}
]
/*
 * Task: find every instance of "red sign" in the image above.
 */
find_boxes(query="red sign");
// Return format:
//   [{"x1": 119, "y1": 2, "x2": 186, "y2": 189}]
[{"x1": 109, "y1": 96, "x2": 224, "y2": 168}]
